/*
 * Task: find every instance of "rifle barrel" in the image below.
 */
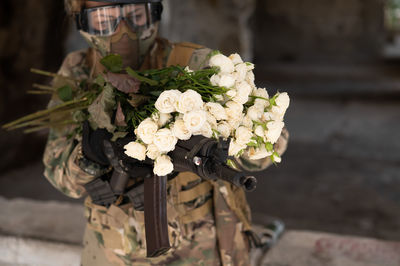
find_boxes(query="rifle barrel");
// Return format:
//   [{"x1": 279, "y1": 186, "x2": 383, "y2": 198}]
[{"x1": 214, "y1": 164, "x2": 257, "y2": 192}]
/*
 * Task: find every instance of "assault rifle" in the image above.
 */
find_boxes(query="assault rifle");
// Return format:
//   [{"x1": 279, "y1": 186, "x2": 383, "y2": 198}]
[{"x1": 85, "y1": 136, "x2": 257, "y2": 257}]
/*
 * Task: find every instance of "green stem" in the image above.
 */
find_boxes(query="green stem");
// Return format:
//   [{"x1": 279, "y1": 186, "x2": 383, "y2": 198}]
[
  {"x1": 33, "y1": 84, "x2": 56, "y2": 91},
  {"x1": 30, "y1": 68, "x2": 80, "y2": 82},
  {"x1": 23, "y1": 120, "x2": 77, "y2": 133},
  {"x1": 2, "y1": 98, "x2": 88, "y2": 129},
  {"x1": 27, "y1": 90, "x2": 53, "y2": 95}
]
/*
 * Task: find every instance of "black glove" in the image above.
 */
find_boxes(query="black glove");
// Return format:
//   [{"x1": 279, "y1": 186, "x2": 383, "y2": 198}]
[
  {"x1": 104, "y1": 136, "x2": 153, "y2": 179},
  {"x1": 82, "y1": 121, "x2": 112, "y2": 166},
  {"x1": 81, "y1": 121, "x2": 153, "y2": 179},
  {"x1": 170, "y1": 136, "x2": 257, "y2": 191},
  {"x1": 170, "y1": 136, "x2": 229, "y2": 178}
]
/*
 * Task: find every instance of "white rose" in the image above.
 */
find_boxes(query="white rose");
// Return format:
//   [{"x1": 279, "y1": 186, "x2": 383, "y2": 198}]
[
  {"x1": 151, "y1": 112, "x2": 160, "y2": 122},
  {"x1": 228, "y1": 139, "x2": 246, "y2": 157},
  {"x1": 246, "y1": 71, "x2": 255, "y2": 86},
  {"x1": 218, "y1": 74, "x2": 236, "y2": 88},
  {"x1": 217, "y1": 121, "x2": 232, "y2": 139},
  {"x1": 229, "y1": 53, "x2": 243, "y2": 65},
  {"x1": 210, "y1": 74, "x2": 220, "y2": 86},
  {"x1": 124, "y1": 142, "x2": 147, "y2": 161},
  {"x1": 275, "y1": 92, "x2": 290, "y2": 110},
  {"x1": 254, "y1": 98, "x2": 269, "y2": 109},
  {"x1": 241, "y1": 115, "x2": 253, "y2": 128},
  {"x1": 205, "y1": 102, "x2": 227, "y2": 121},
  {"x1": 247, "y1": 146, "x2": 273, "y2": 160},
  {"x1": 146, "y1": 144, "x2": 161, "y2": 160},
  {"x1": 228, "y1": 113, "x2": 244, "y2": 129},
  {"x1": 172, "y1": 119, "x2": 192, "y2": 140},
  {"x1": 209, "y1": 53, "x2": 235, "y2": 74},
  {"x1": 246, "y1": 62, "x2": 255, "y2": 71},
  {"x1": 262, "y1": 111, "x2": 273, "y2": 122},
  {"x1": 153, "y1": 128, "x2": 178, "y2": 153},
  {"x1": 272, "y1": 153, "x2": 282, "y2": 163},
  {"x1": 153, "y1": 155, "x2": 174, "y2": 176},
  {"x1": 225, "y1": 101, "x2": 244, "y2": 129},
  {"x1": 155, "y1": 90, "x2": 181, "y2": 114},
  {"x1": 247, "y1": 105, "x2": 264, "y2": 121},
  {"x1": 206, "y1": 112, "x2": 218, "y2": 128},
  {"x1": 253, "y1": 88, "x2": 269, "y2": 99},
  {"x1": 176, "y1": 89, "x2": 204, "y2": 113},
  {"x1": 266, "y1": 121, "x2": 284, "y2": 144},
  {"x1": 137, "y1": 118, "x2": 158, "y2": 145},
  {"x1": 184, "y1": 110, "x2": 207, "y2": 132},
  {"x1": 254, "y1": 125, "x2": 265, "y2": 137},
  {"x1": 271, "y1": 105, "x2": 286, "y2": 121},
  {"x1": 235, "y1": 63, "x2": 248, "y2": 82},
  {"x1": 233, "y1": 81, "x2": 252, "y2": 104},
  {"x1": 235, "y1": 126, "x2": 253, "y2": 145},
  {"x1": 225, "y1": 101, "x2": 244, "y2": 114},
  {"x1": 214, "y1": 94, "x2": 224, "y2": 102},
  {"x1": 158, "y1": 113, "x2": 172, "y2": 127},
  {"x1": 184, "y1": 66, "x2": 193, "y2": 73},
  {"x1": 226, "y1": 89, "x2": 237, "y2": 99},
  {"x1": 194, "y1": 122, "x2": 213, "y2": 138}
]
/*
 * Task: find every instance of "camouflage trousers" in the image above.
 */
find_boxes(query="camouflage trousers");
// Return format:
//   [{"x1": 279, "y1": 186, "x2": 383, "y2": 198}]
[
  {"x1": 80, "y1": 172, "x2": 251, "y2": 266},
  {"x1": 81, "y1": 217, "x2": 220, "y2": 266}
]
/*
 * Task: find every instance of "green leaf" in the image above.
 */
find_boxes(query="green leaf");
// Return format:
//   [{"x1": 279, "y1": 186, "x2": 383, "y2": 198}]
[
  {"x1": 57, "y1": 85, "x2": 73, "y2": 102},
  {"x1": 111, "y1": 131, "x2": 129, "y2": 142},
  {"x1": 94, "y1": 75, "x2": 106, "y2": 86},
  {"x1": 149, "y1": 91, "x2": 162, "y2": 97},
  {"x1": 247, "y1": 141, "x2": 258, "y2": 147},
  {"x1": 88, "y1": 84, "x2": 116, "y2": 132},
  {"x1": 270, "y1": 151, "x2": 281, "y2": 165},
  {"x1": 126, "y1": 67, "x2": 158, "y2": 86},
  {"x1": 209, "y1": 50, "x2": 221, "y2": 58},
  {"x1": 100, "y1": 54, "x2": 123, "y2": 73},
  {"x1": 265, "y1": 142, "x2": 274, "y2": 152},
  {"x1": 269, "y1": 93, "x2": 279, "y2": 107},
  {"x1": 226, "y1": 159, "x2": 239, "y2": 170},
  {"x1": 237, "y1": 149, "x2": 245, "y2": 157}
]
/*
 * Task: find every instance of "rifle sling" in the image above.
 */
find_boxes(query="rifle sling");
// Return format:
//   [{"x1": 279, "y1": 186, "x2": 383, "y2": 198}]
[
  {"x1": 177, "y1": 181, "x2": 212, "y2": 204},
  {"x1": 181, "y1": 198, "x2": 213, "y2": 224}
]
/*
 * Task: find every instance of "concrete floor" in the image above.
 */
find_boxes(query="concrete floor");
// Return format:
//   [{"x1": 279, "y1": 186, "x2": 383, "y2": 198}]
[{"x1": 0, "y1": 98, "x2": 399, "y2": 242}]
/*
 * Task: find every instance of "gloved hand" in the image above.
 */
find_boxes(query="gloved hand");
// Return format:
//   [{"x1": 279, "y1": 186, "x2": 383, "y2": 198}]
[
  {"x1": 81, "y1": 121, "x2": 112, "y2": 166},
  {"x1": 170, "y1": 136, "x2": 257, "y2": 191},
  {"x1": 104, "y1": 136, "x2": 153, "y2": 179},
  {"x1": 169, "y1": 136, "x2": 229, "y2": 178},
  {"x1": 82, "y1": 121, "x2": 153, "y2": 179}
]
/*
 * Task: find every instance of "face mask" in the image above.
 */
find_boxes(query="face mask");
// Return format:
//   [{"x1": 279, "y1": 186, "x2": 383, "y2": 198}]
[{"x1": 80, "y1": 22, "x2": 159, "y2": 69}]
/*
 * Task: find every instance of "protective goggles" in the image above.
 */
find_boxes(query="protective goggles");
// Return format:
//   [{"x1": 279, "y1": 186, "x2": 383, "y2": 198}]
[{"x1": 76, "y1": 2, "x2": 162, "y2": 36}]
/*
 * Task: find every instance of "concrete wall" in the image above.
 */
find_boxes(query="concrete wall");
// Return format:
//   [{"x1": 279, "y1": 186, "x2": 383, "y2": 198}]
[
  {"x1": 161, "y1": 0, "x2": 255, "y2": 60},
  {"x1": 0, "y1": 0, "x2": 66, "y2": 172},
  {"x1": 254, "y1": 0, "x2": 385, "y2": 64}
]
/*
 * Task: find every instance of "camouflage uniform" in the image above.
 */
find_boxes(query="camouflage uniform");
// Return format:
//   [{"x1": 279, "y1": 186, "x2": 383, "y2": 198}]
[{"x1": 43, "y1": 38, "x2": 289, "y2": 266}]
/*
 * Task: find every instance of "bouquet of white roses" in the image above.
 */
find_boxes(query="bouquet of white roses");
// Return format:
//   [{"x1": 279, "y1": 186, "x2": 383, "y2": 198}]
[
  {"x1": 3, "y1": 51, "x2": 289, "y2": 177},
  {"x1": 124, "y1": 52, "x2": 290, "y2": 176}
]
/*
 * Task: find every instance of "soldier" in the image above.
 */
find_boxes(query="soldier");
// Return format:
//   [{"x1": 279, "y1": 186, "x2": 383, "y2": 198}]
[{"x1": 43, "y1": 0, "x2": 289, "y2": 265}]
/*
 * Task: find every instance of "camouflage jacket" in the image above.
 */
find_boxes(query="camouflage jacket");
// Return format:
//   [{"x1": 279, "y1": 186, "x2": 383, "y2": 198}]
[{"x1": 43, "y1": 38, "x2": 289, "y2": 266}]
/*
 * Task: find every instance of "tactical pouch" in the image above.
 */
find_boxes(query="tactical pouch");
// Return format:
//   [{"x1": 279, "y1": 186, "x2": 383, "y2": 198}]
[{"x1": 84, "y1": 177, "x2": 117, "y2": 207}]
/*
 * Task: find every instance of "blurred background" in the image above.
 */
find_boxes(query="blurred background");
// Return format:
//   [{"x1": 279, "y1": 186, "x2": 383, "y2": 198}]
[{"x1": 0, "y1": 0, "x2": 399, "y2": 245}]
